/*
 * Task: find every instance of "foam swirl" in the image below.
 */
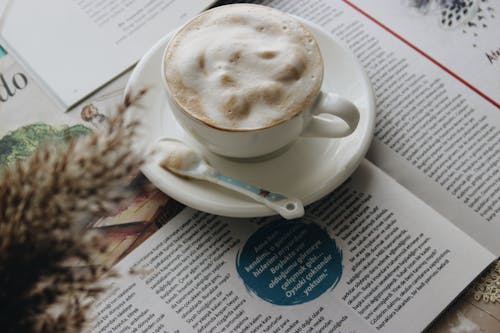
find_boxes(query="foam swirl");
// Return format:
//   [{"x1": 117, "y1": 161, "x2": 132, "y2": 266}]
[{"x1": 164, "y1": 4, "x2": 323, "y2": 131}]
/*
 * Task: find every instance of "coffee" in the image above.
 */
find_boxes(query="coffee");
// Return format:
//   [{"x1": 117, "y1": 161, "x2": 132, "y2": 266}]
[{"x1": 163, "y1": 4, "x2": 323, "y2": 131}]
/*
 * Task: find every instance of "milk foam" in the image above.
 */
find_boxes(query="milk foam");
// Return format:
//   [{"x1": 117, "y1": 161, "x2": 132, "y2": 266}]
[{"x1": 164, "y1": 4, "x2": 323, "y2": 130}]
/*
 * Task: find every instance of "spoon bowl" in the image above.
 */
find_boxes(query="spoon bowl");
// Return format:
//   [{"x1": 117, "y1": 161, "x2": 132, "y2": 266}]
[{"x1": 155, "y1": 138, "x2": 305, "y2": 219}]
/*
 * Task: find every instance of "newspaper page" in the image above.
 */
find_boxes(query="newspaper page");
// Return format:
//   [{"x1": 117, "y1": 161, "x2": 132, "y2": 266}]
[
  {"x1": 0, "y1": 0, "x2": 215, "y2": 109},
  {"x1": 87, "y1": 161, "x2": 495, "y2": 333},
  {"x1": 248, "y1": 0, "x2": 500, "y2": 254},
  {"x1": 1, "y1": 1, "x2": 497, "y2": 332}
]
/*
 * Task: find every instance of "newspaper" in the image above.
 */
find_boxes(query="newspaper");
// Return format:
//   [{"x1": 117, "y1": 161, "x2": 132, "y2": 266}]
[
  {"x1": 83, "y1": 1, "x2": 499, "y2": 332},
  {"x1": 87, "y1": 162, "x2": 494, "y2": 333},
  {"x1": 1, "y1": 0, "x2": 499, "y2": 332}
]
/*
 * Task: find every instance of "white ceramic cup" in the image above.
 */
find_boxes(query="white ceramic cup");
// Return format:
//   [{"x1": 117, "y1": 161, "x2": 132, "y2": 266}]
[{"x1": 161, "y1": 5, "x2": 360, "y2": 160}]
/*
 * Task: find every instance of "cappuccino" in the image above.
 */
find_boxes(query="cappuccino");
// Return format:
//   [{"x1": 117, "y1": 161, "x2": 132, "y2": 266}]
[{"x1": 163, "y1": 4, "x2": 323, "y2": 131}]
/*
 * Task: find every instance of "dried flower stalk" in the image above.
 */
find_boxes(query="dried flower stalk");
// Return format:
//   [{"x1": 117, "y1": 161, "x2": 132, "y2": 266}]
[{"x1": 0, "y1": 89, "x2": 147, "y2": 333}]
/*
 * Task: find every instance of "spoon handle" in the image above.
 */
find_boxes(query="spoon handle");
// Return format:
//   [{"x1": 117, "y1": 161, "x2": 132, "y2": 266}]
[{"x1": 208, "y1": 173, "x2": 304, "y2": 219}]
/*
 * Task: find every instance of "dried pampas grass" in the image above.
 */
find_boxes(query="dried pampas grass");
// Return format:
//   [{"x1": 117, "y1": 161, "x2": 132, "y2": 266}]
[{"x1": 0, "y1": 89, "x2": 147, "y2": 333}]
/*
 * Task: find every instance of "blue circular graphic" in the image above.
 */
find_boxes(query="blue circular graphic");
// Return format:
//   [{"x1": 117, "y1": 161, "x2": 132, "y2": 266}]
[{"x1": 236, "y1": 218, "x2": 342, "y2": 305}]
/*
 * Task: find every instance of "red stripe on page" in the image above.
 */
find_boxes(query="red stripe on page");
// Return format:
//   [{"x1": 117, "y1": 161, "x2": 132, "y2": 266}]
[{"x1": 343, "y1": 0, "x2": 500, "y2": 109}]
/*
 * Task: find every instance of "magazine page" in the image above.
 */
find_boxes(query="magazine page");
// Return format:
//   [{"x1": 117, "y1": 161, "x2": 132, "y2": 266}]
[
  {"x1": 86, "y1": 161, "x2": 495, "y2": 333},
  {"x1": 251, "y1": 0, "x2": 500, "y2": 254},
  {"x1": 347, "y1": 0, "x2": 500, "y2": 107},
  {"x1": 0, "y1": 0, "x2": 215, "y2": 109},
  {"x1": 0, "y1": 48, "x2": 84, "y2": 148}
]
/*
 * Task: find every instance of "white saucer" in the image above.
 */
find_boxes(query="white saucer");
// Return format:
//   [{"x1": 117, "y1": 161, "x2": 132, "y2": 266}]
[{"x1": 125, "y1": 18, "x2": 375, "y2": 218}]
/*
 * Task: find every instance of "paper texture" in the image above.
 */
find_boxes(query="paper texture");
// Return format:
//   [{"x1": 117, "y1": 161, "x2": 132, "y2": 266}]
[
  {"x1": 0, "y1": 0, "x2": 215, "y2": 109},
  {"x1": 347, "y1": 0, "x2": 500, "y2": 108}
]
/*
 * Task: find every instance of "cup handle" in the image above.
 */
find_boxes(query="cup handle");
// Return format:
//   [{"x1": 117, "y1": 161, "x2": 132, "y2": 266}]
[{"x1": 301, "y1": 92, "x2": 360, "y2": 138}]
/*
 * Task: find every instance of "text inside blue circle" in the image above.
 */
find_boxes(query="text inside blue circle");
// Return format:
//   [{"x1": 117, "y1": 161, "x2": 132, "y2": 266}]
[{"x1": 236, "y1": 219, "x2": 342, "y2": 305}]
